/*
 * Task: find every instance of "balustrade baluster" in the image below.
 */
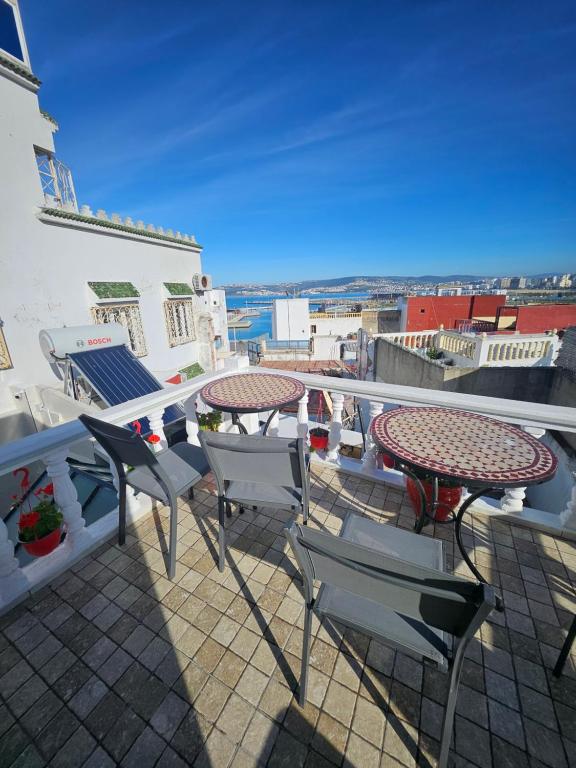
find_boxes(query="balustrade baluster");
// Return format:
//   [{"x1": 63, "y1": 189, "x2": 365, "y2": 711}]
[
  {"x1": 148, "y1": 409, "x2": 167, "y2": 451},
  {"x1": 0, "y1": 517, "x2": 27, "y2": 601},
  {"x1": 297, "y1": 390, "x2": 309, "y2": 439},
  {"x1": 560, "y1": 472, "x2": 576, "y2": 531},
  {"x1": 184, "y1": 396, "x2": 201, "y2": 446},
  {"x1": 45, "y1": 448, "x2": 88, "y2": 547},
  {"x1": 326, "y1": 393, "x2": 344, "y2": 463},
  {"x1": 361, "y1": 401, "x2": 384, "y2": 472},
  {"x1": 501, "y1": 426, "x2": 545, "y2": 514},
  {"x1": 267, "y1": 411, "x2": 280, "y2": 437}
]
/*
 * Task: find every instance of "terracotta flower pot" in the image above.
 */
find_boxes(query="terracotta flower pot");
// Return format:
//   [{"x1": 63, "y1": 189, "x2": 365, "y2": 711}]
[
  {"x1": 310, "y1": 431, "x2": 329, "y2": 450},
  {"x1": 406, "y1": 478, "x2": 462, "y2": 522},
  {"x1": 20, "y1": 526, "x2": 62, "y2": 557}
]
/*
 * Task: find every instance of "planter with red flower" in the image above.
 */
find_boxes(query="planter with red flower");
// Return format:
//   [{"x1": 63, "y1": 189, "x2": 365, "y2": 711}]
[
  {"x1": 406, "y1": 473, "x2": 462, "y2": 522},
  {"x1": 12, "y1": 472, "x2": 64, "y2": 557}
]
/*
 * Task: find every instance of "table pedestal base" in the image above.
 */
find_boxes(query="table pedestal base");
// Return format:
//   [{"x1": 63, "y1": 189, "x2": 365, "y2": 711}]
[
  {"x1": 402, "y1": 470, "x2": 504, "y2": 612},
  {"x1": 231, "y1": 410, "x2": 279, "y2": 436}
]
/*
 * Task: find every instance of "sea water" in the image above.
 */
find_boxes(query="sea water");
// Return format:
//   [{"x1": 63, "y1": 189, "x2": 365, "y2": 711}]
[{"x1": 226, "y1": 293, "x2": 370, "y2": 341}]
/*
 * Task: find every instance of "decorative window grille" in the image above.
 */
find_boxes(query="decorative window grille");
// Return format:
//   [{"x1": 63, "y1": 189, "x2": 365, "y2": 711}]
[
  {"x1": 0, "y1": 325, "x2": 12, "y2": 370},
  {"x1": 91, "y1": 303, "x2": 147, "y2": 357},
  {"x1": 35, "y1": 148, "x2": 77, "y2": 210},
  {"x1": 164, "y1": 299, "x2": 196, "y2": 347}
]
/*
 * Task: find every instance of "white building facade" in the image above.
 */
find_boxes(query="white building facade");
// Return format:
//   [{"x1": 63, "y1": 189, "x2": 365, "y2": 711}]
[{"x1": 0, "y1": 0, "x2": 228, "y2": 413}]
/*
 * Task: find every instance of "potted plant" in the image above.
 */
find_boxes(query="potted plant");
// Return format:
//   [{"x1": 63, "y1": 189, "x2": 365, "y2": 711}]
[
  {"x1": 309, "y1": 426, "x2": 329, "y2": 451},
  {"x1": 12, "y1": 468, "x2": 64, "y2": 557},
  {"x1": 198, "y1": 411, "x2": 222, "y2": 432},
  {"x1": 406, "y1": 472, "x2": 462, "y2": 522}
]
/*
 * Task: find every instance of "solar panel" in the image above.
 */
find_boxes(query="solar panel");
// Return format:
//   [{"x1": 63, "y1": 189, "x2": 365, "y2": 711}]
[{"x1": 69, "y1": 345, "x2": 185, "y2": 431}]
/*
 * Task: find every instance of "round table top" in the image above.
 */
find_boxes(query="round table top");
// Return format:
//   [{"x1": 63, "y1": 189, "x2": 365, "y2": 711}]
[
  {"x1": 371, "y1": 407, "x2": 557, "y2": 487},
  {"x1": 200, "y1": 373, "x2": 306, "y2": 414}
]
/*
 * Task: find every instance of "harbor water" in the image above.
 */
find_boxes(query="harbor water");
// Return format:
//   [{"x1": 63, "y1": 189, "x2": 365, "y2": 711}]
[{"x1": 226, "y1": 293, "x2": 370, "y2": 341}]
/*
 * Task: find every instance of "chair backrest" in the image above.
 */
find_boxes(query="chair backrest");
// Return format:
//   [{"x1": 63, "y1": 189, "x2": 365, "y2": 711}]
[
  {"x1": 199, "y1": 432, "x2": 308, "y2": 499},
  {"x1": 79, "y1": 413, "x2": 157, "y2": 474},
  {"x1": 286, "y1": 522, "x2": 494, "y2": 638}
]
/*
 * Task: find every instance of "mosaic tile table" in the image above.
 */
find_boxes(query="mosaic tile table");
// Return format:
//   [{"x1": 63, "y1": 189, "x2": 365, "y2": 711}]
[
  {"x1": 200, "y1": 373, "x2": 306, "y2": 435},
  {"x1": 372, "y1": 407, "x2": 557, "y2": 601}
]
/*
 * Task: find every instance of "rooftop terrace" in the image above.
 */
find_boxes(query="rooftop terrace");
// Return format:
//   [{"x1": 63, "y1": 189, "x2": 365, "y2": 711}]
[{"x1": 1, "y1": 464, "x2": 575, "y2": 768}]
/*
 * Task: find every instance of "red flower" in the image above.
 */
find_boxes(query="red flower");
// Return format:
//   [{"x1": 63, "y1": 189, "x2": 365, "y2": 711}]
[
  {"x1": 147, "y1": 434, "x2": 161, "y2": 444},
  {"x1": 19, "y1": 511, "x2": 40, "y2": 529}
]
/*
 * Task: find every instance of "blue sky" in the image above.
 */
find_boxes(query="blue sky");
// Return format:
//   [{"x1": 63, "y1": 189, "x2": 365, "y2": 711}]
[{"x1": 21, "y1": 0, "x2": 576, "y2": 284}]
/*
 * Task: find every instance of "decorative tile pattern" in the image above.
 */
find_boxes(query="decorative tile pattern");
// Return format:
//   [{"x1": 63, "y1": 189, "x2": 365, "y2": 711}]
[
  {"x1": 201, "y1": 373, "x2": 305, "y2": 413},
  {"x1": 0, "y1": 465, "x2": 574, "y2": 768},
  {"x1": 372, "y1": 407, "x2": 557, "y2": 485}
]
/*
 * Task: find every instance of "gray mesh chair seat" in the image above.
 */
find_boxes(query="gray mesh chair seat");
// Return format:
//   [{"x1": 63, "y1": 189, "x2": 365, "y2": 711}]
[
  {"x1": 286, "y1": 512, "x2": 495, "y2": 768},
  {"x1": 127, "y1": 443, "x2": 209, "y2": 500},
  {"x1": 199, "y1": 432, "x2": 309, "y2": 571},
  {"x1": 79, "y1": 414, "x2": 209, "y2": 580},
  {"x1": 224, "y1": 480, "x2": 304, "y2": 510}
]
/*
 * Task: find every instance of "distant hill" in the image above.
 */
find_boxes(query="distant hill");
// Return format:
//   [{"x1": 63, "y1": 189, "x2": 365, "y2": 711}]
[{"x1": 219, "y1": 274, "x2": 490, "y2": 294}]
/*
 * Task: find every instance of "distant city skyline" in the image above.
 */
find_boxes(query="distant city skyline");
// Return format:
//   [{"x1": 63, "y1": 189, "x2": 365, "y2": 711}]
[{"x1": 22, "y1": 0, "x2": 576, "y2": 283}]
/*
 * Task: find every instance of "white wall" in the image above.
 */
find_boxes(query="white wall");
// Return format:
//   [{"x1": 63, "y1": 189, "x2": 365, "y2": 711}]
[
  {"x1": 272, "y1": 298, "x2": 310, "y2": 341},
  {"x1": 311, "y1": 335, "x2": 344, "y2": 360},
  {"x1": 205, "y1": 289, "x2": 230, "y2": 352},
  {"x1": 311, "y1": 316, "x2": 361, "y2": 337},
  {"x1": 0, "y1": 58, "x2": 223, "y2": 398}
]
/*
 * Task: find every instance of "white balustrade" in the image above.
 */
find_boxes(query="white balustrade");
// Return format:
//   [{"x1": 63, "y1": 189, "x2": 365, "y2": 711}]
[
  {"x1": 148, "y1": 409, "x2": 167, "y2": 451},
  {"x1": 500, "y1": 485, "x2": 526, "y2": 514},
  {"x1": 2, "y1": 362, "x2": 576, "y2": 614},
  {"x1": 0, "y1": 518, "x2": 28, "y2": 607},
  {"x1": 326, "y1": 393, "x2": 344, "y2": 463},
  {"x1": 45, "y1": 448, "x2": 88, "y2": 546},
  {"x1": 500, "y1": 426, "x2": 546, "y2": 514},
  {"x1": 184, "y1": 397, "x2": 200, "y2": 446},
  {"x1": 267, "y1": 411, "x2": 280, "y2": 437},
  {"x1": 361, "y1": 401, "x2": 384, "y2": 472},
  {"x1": 297, "y1": 390, "x2": 309, "y2": 439},
  {"x1": 560, "y1": 472, "x2": 576, "y2": 531}
]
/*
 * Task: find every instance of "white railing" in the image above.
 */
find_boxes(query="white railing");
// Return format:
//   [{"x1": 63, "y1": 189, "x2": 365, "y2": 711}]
[
  {"x1": 1, "y1": 362, "x2": 576, "y2": 613},
  {"x1": 437, "y1": 330, "x2": 560, "y2": 368},
  {"x1": 436, "y1": 330, "x2": 476, "y2": 360},
  {"x1": 378, "y1": 329, "x2": 560, "y2": 368},
  {"x1": 375, "y1": 330, "x2": 437, "y2": 351},
  {"x1": 310, "y1": 312, "x2": 363, "y2": 319}
]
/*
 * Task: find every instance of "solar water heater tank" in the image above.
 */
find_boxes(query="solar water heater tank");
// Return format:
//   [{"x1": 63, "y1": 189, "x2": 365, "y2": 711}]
[{"x1": 40, "y1": 324, "x2": 129, "y2": 361}]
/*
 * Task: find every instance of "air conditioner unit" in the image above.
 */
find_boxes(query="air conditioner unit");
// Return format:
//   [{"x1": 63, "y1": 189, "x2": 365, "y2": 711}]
[{"x1": 192, "y1": 273, "x2": 212, "y2": 292}]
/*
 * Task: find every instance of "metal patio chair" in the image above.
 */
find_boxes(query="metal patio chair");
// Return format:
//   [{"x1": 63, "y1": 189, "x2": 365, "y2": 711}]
[
  {"x1": 286, "y1": 513, "x2": 495, "y2": 768},
  {"x1": 199, "y1": 431, "x2": 309, "y2": 572},
  {"x1": 79, "y1": 413, "x2": 209, "y2": 579}
]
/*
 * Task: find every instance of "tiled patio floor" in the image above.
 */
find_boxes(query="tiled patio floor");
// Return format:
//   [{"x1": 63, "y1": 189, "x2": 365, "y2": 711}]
[{"x1": 1, "y1": 465, "x2": 575, "y2": 767}]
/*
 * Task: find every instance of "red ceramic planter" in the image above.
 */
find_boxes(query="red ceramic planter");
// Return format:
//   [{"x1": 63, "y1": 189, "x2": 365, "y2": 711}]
[
  {"x1": 310, "y1": 432, "x2": 329, "y2": 450},
  {"x1": 377, "y1": 452, "x2": 396, "y2": 470},
  {"x1": 20, "y1": 526, "x2": 62, "y2": 557},
  {"x1": 406, "y1": 478, "x2": 462, "y2": 522}
]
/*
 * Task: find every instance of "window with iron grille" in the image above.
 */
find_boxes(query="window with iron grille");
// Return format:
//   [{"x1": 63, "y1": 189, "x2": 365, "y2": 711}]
[
  {"x1": 0, "y1": 325, "x2": 12, "y2": 370},
  {"x1": 164, "y1": 299, "x2": 196, "y2": 347},
  {"x1": 91, "y1": 303, "x2": 147, "y2": 357}
]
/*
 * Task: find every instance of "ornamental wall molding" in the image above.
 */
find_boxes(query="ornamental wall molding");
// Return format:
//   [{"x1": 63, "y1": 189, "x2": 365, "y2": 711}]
[{"x1": 37, "y1": 207, "x2": 201, "y2": 252}]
